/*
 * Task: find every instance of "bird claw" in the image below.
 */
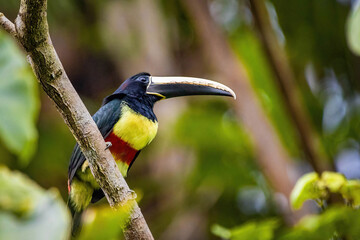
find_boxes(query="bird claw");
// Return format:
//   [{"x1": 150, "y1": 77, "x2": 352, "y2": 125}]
[
  {"x1": 105, "y1": 142, "x2": 112, "y2": 150},
  {"x1": 128, "y1": 189, "x2": 137, "y2": 199}
]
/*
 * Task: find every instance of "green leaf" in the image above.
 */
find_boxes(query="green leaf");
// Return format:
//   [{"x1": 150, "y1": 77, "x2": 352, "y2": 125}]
[
  {"x1": 0, "y1": 30, "x2": 40, "y2": 164},
  {"x1": 0, "y1": 166, "x2": 71, "y2": 240},
  {"x1": 211, "y1": 224, "x2": 232, "y2": 239},
  {"x1": 0, "y1": 166, "x2": 43, "y2": 216},
  {"x1": 321, "y1": 171, "x2": 346, "y2": 193},
  {"x1": 211, "y1": 220, "x2": 279, "y2": 240},
  {"x1": 347, "y1": 1, "x2": 360, "y2": 56},
  {"x1": 340, "y1": 180, "x2": 360, "y2": 207},
  {"x1": 290, "y1": 172, "x2": 325, "y2": 210},
  {"x1": 231, "y1": 220, "x2": 278, "y2": 240},
  {"x1": 279, "y1": 207, "x2": 360, "y2": 240}
]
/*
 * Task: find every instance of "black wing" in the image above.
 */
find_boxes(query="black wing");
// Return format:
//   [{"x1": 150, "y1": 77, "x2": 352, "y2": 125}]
[{"x1": 68, "y1": 98, "x2": 123, "y2": 183}]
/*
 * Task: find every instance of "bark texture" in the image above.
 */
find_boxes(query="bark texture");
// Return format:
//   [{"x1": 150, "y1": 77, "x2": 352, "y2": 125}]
[{"x1": 0, "y1": 1, "x2": 153, "y2": 239}]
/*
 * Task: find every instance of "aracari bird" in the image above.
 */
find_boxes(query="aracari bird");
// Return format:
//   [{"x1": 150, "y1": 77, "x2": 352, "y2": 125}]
[{"x1": 67, "y1": 72, "x2": 235, "y2": 234}]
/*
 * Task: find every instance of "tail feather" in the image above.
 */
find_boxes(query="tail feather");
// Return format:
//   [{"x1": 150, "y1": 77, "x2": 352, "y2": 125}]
[
  {"x1": 68, "y1": 197, "x2": 83, "y2": 238},
  {"x1": 67, "y1": 177, "x2": 94, "y2": 237},
  {"x1": 71, "y1": 211, "x2": 83, "y2": 237}
]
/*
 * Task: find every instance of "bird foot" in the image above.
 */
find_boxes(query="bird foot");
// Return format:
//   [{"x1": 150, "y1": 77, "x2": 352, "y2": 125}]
[
  {"x1": 128, "y1": 190, "x2": 137, "y2": 199},
  {"x1": 105, "y1": 142, "x2": 112, "y2": 150}
]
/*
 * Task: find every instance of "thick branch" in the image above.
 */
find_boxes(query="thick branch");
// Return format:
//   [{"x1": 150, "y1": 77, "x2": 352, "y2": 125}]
[{"x1": 1, "y1": 0, "x2": 153, "y2": 239}]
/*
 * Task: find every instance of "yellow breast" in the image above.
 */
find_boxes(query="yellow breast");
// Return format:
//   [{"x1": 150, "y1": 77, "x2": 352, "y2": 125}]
[{"x1": 112, "y1": 104, "x2": 158, "y2": 150}]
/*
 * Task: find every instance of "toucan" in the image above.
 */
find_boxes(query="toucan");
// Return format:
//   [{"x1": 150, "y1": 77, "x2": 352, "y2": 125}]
[{"x1": 67, "y1": 72, "x2": 235, "y2": 234}]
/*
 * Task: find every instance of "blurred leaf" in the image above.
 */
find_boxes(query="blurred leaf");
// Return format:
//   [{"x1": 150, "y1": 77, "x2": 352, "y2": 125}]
[
  {"x1": 321, "y1": 171, "x2": 346, "y2": 193},
  {"x1": 347, "y1": 1, "x2": 360, "y2": 56},
  {"x1": 279, "y1": 206, "x2": 360, "y2": 240},
  {"x1": 230, "y1": 219, "x2": 278, "y2": 240},
  {"x1": 214, "y1": 207, "x2": 360, "y2": 240},
  {"x1": 211, "y1": 219, "x2": 279, "y2": 240},
  {"x1": 0, "y1": 30, "x2": 39, "y2": 164},
  {"x1": 340, "y1": 180, "x2": 360, "y2": 207},
  {"x1": 211, "y1": 224, "x2": 232, "y2": 239},
  {"x1": 175, "y1": 100, "x2": 255, "y2": 190},
  {"x1": 290, "y1": 172, "x2": 325, "y2": 210},
  {"x1": 78, "y1": 201, "x2": 134, "y2": 240},
  {"x1": 0, "y1": 166, "x2": 43, "y2": 216},
  {"x1": 0, "y1": 166, "x2": 70, "y2": 240},
  {"x1": 174, "y1": 101, "x2": 279, "y2": 225}
]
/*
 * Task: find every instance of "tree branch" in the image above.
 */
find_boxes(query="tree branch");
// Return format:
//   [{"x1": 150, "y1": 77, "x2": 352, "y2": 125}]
[
  {"x1": 0, "y1": 12, "x2": 16, "y2": 37},
  {"x1": 1, "y1": 0, "x2": 153, "y2": 239},
  {"x1": 249, "y1": 0, "x2": 330, "y2": 173}
]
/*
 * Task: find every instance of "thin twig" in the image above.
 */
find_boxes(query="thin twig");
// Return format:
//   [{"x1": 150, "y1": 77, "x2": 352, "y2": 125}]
[{"x1": 0, "y1": 12, "x2": 16, "y2": 37}]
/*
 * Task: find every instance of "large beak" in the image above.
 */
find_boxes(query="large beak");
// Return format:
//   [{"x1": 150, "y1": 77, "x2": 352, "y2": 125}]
[{"x1": 146, "y1": 76, "x2": 236, "y2": 100}]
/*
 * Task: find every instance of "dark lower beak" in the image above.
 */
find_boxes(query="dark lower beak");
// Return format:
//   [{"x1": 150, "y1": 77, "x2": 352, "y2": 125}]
[{"x1": 146, "y1": 76, "x2": 236, "y2": 99}]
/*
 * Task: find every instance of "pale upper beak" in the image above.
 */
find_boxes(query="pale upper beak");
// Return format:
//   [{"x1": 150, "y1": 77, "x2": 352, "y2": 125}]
[{"x1": 146, "y1": 76, "x2": 236, "y2": 100}]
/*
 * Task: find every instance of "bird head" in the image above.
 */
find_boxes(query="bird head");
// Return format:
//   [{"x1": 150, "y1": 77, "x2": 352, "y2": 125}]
[{"x1": 103, "y1": 72, "x2": 236, "y2": 104}]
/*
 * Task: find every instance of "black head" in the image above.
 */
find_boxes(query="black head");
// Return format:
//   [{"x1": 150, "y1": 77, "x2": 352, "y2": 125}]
[
  {"x1": 102, "y1": 72, "x2": 154, "y2": 105},
  {"x1": 115, "y1": 72, "x2": 151, "y2": 97}
]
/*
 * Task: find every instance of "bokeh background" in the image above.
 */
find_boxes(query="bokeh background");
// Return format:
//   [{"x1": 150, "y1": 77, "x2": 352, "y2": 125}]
[{"x1": 1, "y1": 0, "x2": 360, "y2": 239}]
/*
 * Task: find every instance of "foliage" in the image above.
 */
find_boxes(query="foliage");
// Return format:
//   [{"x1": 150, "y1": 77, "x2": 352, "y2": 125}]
[
  {"x1": 213, "y1": 171, "x2": 360, "y2": 240},
  {"x1": 0, "y1": 30, "x2": 39, "y2": 164},
  {"x1": 291, "y1": 171, "x2": 360, "y2": 209},
  {"x1": 322, "y1": 171, "x2": 347, "y2": 193},
  {"x1": 340, "y1": 180, "x2": 360, "y2": 207},
  {"x1": 174, "y1": 100, "x2": 256, "y2": 190},
  {"x1": 174, "y1": 100, "x2": 279, "y2": 230},
  {"x1": 347, "y1": 0, "x2": 360, "y2": 56},
  {"x1": 290, "y1": 172, "x2": 324, "y2": 210},
  {"x1": 212, "y1": 207, "x2": 360, "y2": 240},
  {"x1": 279, "y1": 207, "x2": 360, "y2": 240},
  {"x1": 211, "y1": 219, "x2": 279, "y2": 240},
  {"x1": 0, "y1": 166, "x2": 70, "y2": 240}
]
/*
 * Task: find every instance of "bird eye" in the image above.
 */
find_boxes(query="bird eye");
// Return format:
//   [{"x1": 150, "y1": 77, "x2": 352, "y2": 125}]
[{"x1": 139, "y1": 77, "x2": 147, "y2": 83}]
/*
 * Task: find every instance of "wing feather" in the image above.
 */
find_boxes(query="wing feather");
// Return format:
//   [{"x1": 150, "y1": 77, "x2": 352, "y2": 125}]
[{"x1": 68, "y1": 99, "x2": 123, "y2": 183}]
